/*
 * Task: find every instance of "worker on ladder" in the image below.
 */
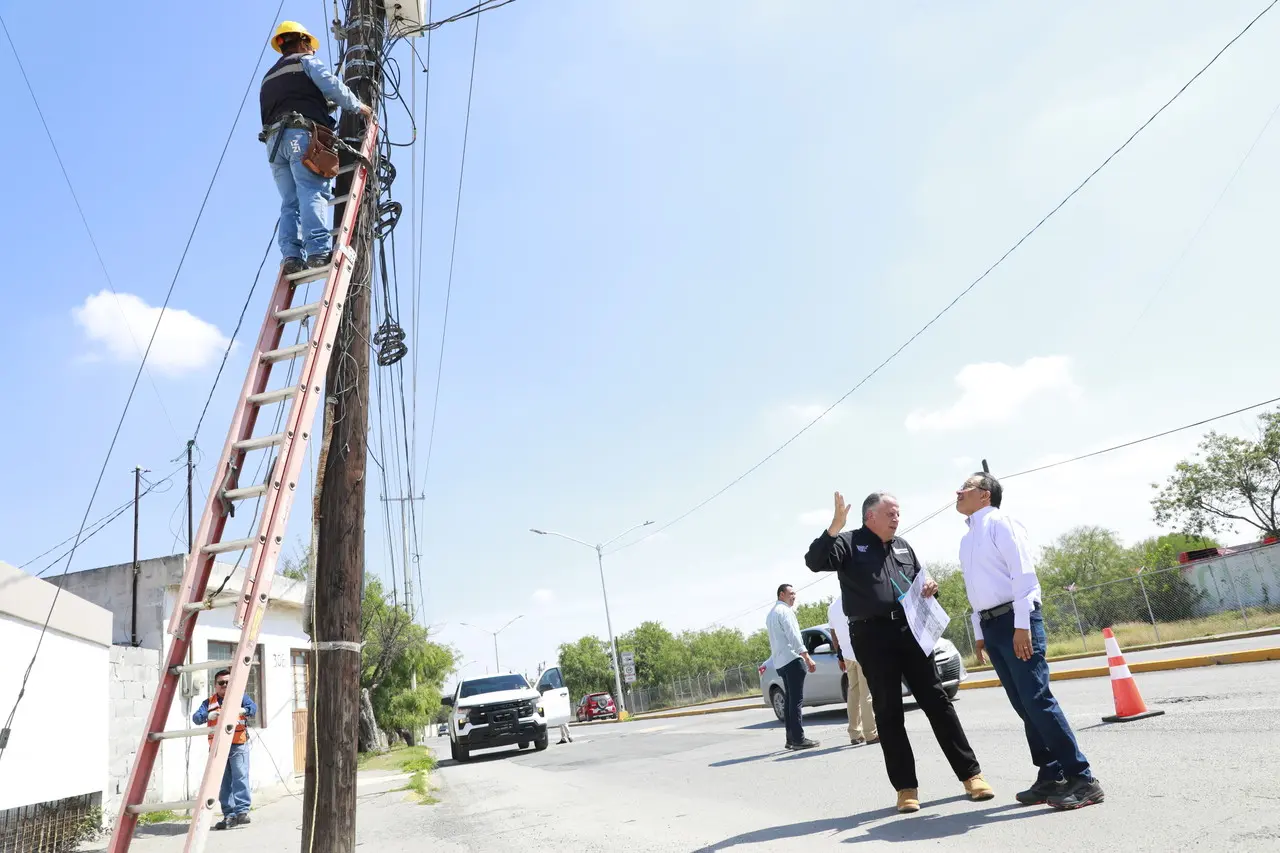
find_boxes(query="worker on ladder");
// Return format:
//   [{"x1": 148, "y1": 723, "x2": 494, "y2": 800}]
[{"x1": 259, "y1": 21, "x2": 373, "y2": 276}]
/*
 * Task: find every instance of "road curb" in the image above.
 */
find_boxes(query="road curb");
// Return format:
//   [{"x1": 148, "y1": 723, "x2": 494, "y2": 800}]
[
  {"x1": 958, "y1": 646, "x2": 1280, "y2": 690},
  {"x1": 964, "y1": 625, "x2": 1280, "y2": 675}
]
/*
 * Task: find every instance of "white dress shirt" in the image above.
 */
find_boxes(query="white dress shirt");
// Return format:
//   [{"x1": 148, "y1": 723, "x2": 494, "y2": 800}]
[
  {"x1": 766, "y1": 600, "x2": 805, "y2": 668},
  {"x1": 958, "y1": 505, "x2": 1041, "y2": 640},
  {"x1": 826, "y1": 596, "x2": 856, "y2": 663}
]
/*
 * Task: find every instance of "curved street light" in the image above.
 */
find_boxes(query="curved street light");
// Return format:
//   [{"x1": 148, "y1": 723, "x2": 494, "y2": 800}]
[
  {"x1": 459, "y1": 615, "x2": 524, "y2": 672},
  {"x1": 528, "y1": 521, "x2": 654, "y2": 713}
]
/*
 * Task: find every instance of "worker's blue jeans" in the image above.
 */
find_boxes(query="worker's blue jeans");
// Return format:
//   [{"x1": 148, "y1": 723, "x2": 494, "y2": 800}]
[
  {"x1": 219, "y1": 742, "x2": 251, "y2": 818},
  {"x1": 267, "y1": 128, "x2": 333, "y2": 261},
  {"x1": 984, "y1": 607, "x2": 1092, "y2": 782}
]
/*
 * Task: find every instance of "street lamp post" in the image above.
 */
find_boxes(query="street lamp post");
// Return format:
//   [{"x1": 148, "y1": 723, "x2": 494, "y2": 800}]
[
  {"x1": 460, "y1": 615, "x2": 524, "y2": 672},
  {"x1": 529, "y1": 520, "x2": 653, "y2": 714}
]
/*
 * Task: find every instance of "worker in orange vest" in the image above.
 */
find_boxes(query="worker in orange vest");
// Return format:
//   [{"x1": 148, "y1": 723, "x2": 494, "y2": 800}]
[{"x1": 192, "y1": 669, "x2": 258, "y2": 830}]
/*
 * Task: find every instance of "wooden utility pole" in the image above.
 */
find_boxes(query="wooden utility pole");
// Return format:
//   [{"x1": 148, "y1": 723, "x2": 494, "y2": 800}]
[
  {"x1": 302, "y1": 3, "x2": 384, "y2": 850},
  {"x1": 130, "y1": 465, "x2": 145, "y2": 647}
]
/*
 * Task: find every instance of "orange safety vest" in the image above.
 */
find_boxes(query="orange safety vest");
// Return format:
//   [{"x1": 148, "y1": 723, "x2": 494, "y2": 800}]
[{"x1": 205, "y1": 694, "x2": 250, "y2": 746}]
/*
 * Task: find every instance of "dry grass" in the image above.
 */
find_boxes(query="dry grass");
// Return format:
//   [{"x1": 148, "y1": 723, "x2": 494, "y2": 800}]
[{"x1": 959, "y1": 608, "x2": 1280, "y2": 669}]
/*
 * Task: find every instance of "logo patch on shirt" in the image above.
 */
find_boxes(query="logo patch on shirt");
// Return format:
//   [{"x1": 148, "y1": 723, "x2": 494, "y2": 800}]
[
  {"x1": 856, "y1": 545, "x2": 868, "y2": 553},
  {"x1": 893, "y1": 548, "x2": 909, "y2": 557}
]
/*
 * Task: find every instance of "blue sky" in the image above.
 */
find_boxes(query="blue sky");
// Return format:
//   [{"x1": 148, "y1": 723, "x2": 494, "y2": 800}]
[{"x1": 4, "y1": 0, "x2": 1280, "y2": 683}]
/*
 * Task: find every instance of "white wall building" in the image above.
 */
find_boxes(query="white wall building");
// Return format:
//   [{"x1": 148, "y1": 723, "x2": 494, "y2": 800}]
[
  {"x1": 0, "y1": 560, "x2": 110, "y2": 816},
  {"x1": 59, "y1": 554, "x2": 312, "y2": 817}
]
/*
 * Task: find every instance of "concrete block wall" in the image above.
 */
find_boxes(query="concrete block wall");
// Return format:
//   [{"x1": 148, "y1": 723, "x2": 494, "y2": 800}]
[{"x1": 107, "y1": 645, "x2": 163, "y2": 817}]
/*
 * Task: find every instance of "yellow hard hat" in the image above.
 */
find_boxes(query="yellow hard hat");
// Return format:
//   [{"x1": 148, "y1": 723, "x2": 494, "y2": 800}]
[{"x1": 271, "y1": 21, "x2": 320, "y2": 54}]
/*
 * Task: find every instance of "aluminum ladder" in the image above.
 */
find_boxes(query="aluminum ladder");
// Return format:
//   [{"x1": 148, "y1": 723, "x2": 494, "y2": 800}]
[{"x1": 106, "y1": 117, "x2": 379, "y2": 853}]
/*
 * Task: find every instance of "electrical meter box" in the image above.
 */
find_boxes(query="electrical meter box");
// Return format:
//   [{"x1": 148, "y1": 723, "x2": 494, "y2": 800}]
[{"x1": 383, "y1": 0, "x2": 427, "y2": 38}]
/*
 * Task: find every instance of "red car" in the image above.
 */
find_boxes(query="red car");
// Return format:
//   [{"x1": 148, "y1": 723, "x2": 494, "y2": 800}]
[{"x1": 575, "y1": 692, "x2": 617, "y2": 722}]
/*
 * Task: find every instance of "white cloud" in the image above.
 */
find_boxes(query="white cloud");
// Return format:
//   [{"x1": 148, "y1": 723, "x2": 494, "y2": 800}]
[
  {"x1": 797, "y1": 509, "x2": 831, "y2": 527},
  {"x1": 73, "y1": 291, "x2": 230, "y2": 376},
  {"x1": 905, "y1": 356, "x2": 1078, "y2": 432},
  {"x1": 532, "y1": 589, "x2": 555, "y2": 604}
]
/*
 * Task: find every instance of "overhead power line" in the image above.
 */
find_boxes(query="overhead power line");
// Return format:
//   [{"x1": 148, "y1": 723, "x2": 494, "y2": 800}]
[
  {"x1": 611, "y1": 0, "x2": 1280, "y2": 555},
  {"x1": 702, "y1": 392, "x2": 1280, "y2": 629}
]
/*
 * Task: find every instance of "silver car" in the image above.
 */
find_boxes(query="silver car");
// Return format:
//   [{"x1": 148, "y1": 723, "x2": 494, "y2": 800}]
[{"x1": 759, "y1": 623, "x2": 967, "y2": 722}]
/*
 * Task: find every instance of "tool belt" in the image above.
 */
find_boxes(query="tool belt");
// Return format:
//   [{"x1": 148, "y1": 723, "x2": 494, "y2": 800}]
[{"x1": 260, "y1": 112, "x2": 340, "y2": 179}]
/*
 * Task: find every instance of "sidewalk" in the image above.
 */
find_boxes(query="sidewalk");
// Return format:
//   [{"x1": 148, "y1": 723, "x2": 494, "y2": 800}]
[{"x1": 80, "y1": 770, "x2": 416, "y2": 852}]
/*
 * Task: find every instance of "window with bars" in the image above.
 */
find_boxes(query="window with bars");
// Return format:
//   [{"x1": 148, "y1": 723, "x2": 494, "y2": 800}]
[{"x1": 206, "y1": 641, "x2": 266, "y2": 728}]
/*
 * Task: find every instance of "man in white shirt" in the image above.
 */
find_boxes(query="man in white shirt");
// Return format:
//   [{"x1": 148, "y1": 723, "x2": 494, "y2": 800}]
[
  {"x1": 956, "y1": 472, "x2": 1103, "y2": 811},
  {"x1": 766, "y1": 584, "x2": 819, "y2": 750},
  {"x1": 825, "y1": 595, "x2": 877, "y2": 746}
]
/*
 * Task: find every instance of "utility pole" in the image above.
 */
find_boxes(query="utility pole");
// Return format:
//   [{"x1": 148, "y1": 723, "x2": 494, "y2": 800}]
[
  {"x1": 303, "y1": 2, "x2": 383, "y2": 850},
  {"x1": 130, "y1": 466, "x2": 146, "y2": 647},
  {"x1": 378, "y1": 494, "x2": 425, "y2": 620},
  {"x1": 186, "y1": 440, "x2": 194, "y2": 551}
]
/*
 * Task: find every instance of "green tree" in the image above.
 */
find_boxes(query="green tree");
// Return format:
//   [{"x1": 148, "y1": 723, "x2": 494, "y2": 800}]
[
  {"x1": 1037, "y1": 526, "x2": 1133, "y2": 633},
  {"x1": 795, "y1": 595, "x2": 834, "y2": 629},
  {"x1": 359, "y1": 578, "x2": 456, "y2": 747},
  {"x1": 617, "y1": 621, "x2": 689, "y2": 685},
  {"x1": 929, "y1": 561, "x2": 971, "y2": 618},
  {"x1": 556, "y1": 636, "x2": 613, "y2": 702},
  {"x1": 1152, "y1": 410, "x2": 1280, "y2": 539},
  {"x1": 683, "y1": 627, "x2": 751, "y2": 674},
  {"x1": 745, "y1": 628, "x2": 770, "y2": 665}
]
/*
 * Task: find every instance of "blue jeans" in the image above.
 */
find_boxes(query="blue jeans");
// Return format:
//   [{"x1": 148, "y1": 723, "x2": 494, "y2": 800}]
[
  {"x1": 267, "y1": 128, "x2": 334, "y2": 261},
  {"x1": 984, "y1": 607, "x2": 1091, "y2": 781},
  {"x1": 219, "y1": 742, "x2": 251, "y2": 817},
  {"x1": 778, "y1": 658, "x2": 807, "y2": 745}
]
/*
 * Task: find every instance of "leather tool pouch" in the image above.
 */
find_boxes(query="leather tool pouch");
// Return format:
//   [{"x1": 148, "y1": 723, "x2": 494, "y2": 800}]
[{"x1": 302, "y1": 123, "x2": 340, "y2": 178}]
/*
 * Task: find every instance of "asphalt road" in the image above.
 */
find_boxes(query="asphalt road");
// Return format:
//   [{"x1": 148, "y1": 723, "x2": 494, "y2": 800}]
[
  {"x1": 422, "y1": 661, "x2": 1280, "y2": 852},
  {"x1": 632, "y1": 631, "x2": 1280, "y2": 717}
]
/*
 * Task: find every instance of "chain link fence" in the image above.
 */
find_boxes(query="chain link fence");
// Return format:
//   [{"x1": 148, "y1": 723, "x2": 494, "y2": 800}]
[
  {"x1": 942, "y1": 543, "x2": 1280, "y2": 663},
  {"x1": 624, "y1": 663, "x2": 762, "y2": 715}
]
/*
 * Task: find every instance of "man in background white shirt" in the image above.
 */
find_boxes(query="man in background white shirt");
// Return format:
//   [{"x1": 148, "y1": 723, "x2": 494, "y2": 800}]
[
  {"x1": 766, "y1": 584, "x2": 819, "y2": 750},
  {"x1": 956, "y1": 472, "x2": 1103, "y2": 811},
  {"x1": 826, "y1": 595, "x2": 878, "y2": 746}
]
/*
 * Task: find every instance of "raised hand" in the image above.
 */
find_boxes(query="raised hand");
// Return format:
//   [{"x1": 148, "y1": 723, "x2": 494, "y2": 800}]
[{"x1": 829, "y1": 491, "x2": 852, "y2": 535}]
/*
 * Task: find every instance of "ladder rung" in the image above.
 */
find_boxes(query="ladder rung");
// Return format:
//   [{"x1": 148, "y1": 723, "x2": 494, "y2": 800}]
[
  {"x1": 182, "y1": 596, "x2": 240, "y2": 613},
  {"x1": 276, "y1": 301, "x2": 323, "y2": 324},
  {"x1": 149, "y1": 727, "x2": 210, "y2": 741},
  {"x1": 232, "y1": 432, "x2": 286, "y2": 452},
  {"x1": 202, "y1": 537, "x2": 256, "y2": 555},
  {"x1": 247, "y1": 386, "x2": 299, "y2": 407},
  {"x1": 127, "y1": 800, "x2": 197, "y2": 815},
  {"x1": 328, "y1": 193, "x2": 352, "y2": 206},
  {"x1": 261, "y1": 342, "x2": 311, "y2": 364},
  {"x1": 222, "y1": 483, "x2": 269, "y2": 501},
  {"x1": 171, "y1": 659, "x2": 236, "y2": 675},
  {"x1": 285, "y1": 264, "x2": 333, "y2": 285}
]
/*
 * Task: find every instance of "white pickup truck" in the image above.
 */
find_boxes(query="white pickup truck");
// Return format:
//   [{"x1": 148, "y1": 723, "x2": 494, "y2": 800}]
[{"x1": 442, "y1": 670, "x2": 571, "y2": 762}]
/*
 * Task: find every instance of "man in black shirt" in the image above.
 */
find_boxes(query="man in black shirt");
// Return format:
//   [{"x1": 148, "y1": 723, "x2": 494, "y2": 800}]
[{"x1": 805, "y1": 490, "x2": 993, "y2": 814}]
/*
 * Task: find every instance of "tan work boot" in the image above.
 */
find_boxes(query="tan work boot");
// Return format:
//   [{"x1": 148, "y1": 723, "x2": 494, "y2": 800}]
[
  {"x1": 964, "y1": 774, "x2": 995, "y2": 801},
  {"x1": 896, "y1": 788, "x2": 920, "y2": 813}
]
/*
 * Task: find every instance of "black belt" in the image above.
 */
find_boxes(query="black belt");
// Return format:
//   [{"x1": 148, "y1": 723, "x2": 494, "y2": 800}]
[
  {"x1": 851, "y1": 607, "x2": 906, "y2": 624},
  {"x1": 978, "y1": 601, "x2": 1041, "y2": 622}
]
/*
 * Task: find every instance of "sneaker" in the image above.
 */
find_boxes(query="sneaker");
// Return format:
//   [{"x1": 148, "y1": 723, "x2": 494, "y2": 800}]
[
  {"x1": 213, "y1": 818, "x2": 230, "y2": 831},
  {"x1": 1047, "y1": 776, "x2": 1104, "y2": 810},
  {"x1": 785, "y1": 738, "x2": 820, "y2": 750},
  {"x1": 1016, "y1": 777, "x2": 1067, "y2": 805},
  {"x1": 281, "y1": 257, "x2": 305, "y2": 275},
  {"x1": 896, "y1": 788, "x2": 920, "y2": 813},
  {"x1": 305, "y1": 251, "x2": 333, "y2": 269},
  {"x1": 963, "y1": 773, "x2": 996, "y2": 801},
  {"x1": 233, "y1": 813, "x2": 251, "y2": 826}
]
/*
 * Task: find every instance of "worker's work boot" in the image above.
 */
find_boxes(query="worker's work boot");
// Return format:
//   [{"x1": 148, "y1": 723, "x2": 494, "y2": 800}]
[
  {"x1": 306, "y1": 251, "x2": 333, "y2": 269},
  {"x1": 964, "y1": 774, "x2": 995, "y2": 801},
  {"x1": 281, "y1": 256, "x2": 304, "y2": 275},
  {"x1": 896, "y1": 788, "x2": 920, "y2": 813}
]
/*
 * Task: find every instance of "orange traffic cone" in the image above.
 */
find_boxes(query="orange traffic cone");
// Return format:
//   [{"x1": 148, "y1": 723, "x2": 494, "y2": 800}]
[{"x1": 1101, "y1": 627, "x2": 1165, "y2": 723}]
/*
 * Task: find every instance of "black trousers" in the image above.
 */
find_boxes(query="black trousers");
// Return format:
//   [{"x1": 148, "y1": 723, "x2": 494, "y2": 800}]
[{"x1": 850, "y1": 615, "x2": 980, "y2": 791}]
